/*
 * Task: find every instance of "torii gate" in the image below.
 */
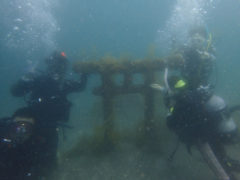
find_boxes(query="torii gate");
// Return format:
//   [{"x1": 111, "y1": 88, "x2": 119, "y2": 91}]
[{"x1": 72, "y1": 55, "x2": 183, "y2": 149}]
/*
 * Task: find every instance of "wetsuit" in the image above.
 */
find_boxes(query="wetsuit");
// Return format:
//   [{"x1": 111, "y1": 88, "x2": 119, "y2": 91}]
[{"x1": 0, "y1": 71, "x2": 87, "y2": 180}]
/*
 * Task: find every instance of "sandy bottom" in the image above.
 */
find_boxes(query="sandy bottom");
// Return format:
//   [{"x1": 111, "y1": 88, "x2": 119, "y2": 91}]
[
  {"x1": 47, "y1": 97, "x2": 240, "y2": 180},
  {"x1": 49, "y1": 141, "x2": 223, "y2": 180}
]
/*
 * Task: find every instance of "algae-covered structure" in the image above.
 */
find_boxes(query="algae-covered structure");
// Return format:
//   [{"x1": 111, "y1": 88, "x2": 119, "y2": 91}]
[{"x1": 71, "y1": 55, "x2": 183, "y2": 152}]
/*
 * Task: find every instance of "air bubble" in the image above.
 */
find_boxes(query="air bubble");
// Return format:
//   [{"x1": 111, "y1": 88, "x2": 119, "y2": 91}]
[{"x1": 13, "y1": 26, "x2": 19, "y2": 31}]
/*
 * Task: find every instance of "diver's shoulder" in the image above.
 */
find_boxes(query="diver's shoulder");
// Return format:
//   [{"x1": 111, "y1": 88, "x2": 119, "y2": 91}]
[{"x1": 20, "y1": 70, "x2": 43, "y2": 82}]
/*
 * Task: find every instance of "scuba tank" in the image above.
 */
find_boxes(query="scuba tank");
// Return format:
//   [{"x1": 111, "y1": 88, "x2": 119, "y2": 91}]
[{"x1": 205, "y1": 95, "x2": 237, "y2": 139}]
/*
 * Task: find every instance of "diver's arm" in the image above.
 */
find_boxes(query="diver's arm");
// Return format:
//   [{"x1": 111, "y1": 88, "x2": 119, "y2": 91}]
[
  {"x1": 10, "y1": 72, "x2": 40, "y2": 97},
  {"x1": 150, "y1": 83, "x2": 173, "y2": 108},
  {"x1": 63, "y1": 73, "x2": 88, "y2": 94},
  {"x1": 150, "y1": 83, "x2": 165, "y2": 92},
  {"x1": 11, "y1": 79, "x2": 33, "y2": 97}
]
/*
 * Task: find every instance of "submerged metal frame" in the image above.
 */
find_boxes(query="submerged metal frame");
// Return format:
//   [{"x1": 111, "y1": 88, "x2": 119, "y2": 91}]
[{"x1": 73, "y1": 56, "x2": 181, "y2": 147}]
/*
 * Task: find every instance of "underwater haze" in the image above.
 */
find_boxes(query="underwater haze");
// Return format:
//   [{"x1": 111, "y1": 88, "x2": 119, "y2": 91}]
[{"x1": 1, "y1": 0, "x2": 240, "y2": 180}]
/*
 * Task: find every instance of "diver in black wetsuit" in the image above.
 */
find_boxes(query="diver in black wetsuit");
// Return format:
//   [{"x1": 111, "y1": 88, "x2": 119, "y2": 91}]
[
  {"x1": 165, "y1": 76, "x2": 240, "y2": 180},
  {"x1": 152, "y1": 27, "x2": 240, "y2": 180},
  {"x1": 0, "y1": 51, "x2": 87, "y2": 180}
]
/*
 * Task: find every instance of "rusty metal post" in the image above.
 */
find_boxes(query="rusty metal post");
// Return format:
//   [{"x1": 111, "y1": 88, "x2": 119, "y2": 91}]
[
  {"x1": 143, "y1": 71, "x2": 156, "y2": 144},
  {"x1": 101, "y1": 72, "x2": 115, "y2": 150},
  {"x1": 123, "y1": 72, "x2": 133, "y2": 90}
]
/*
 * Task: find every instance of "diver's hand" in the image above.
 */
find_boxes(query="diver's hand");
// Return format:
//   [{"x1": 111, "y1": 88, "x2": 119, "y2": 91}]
[{"x1": 150, "y1": 83, "x2": 164, "y2": 91}]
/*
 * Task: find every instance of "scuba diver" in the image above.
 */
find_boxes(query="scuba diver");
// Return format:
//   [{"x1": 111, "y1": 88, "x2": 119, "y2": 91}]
[
  {"x1": 152, "y1": 27, "x2": 240, "y2": 180},
  {"x1": 0, "y1": 51, "x2": 88, "y2": 180}
]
